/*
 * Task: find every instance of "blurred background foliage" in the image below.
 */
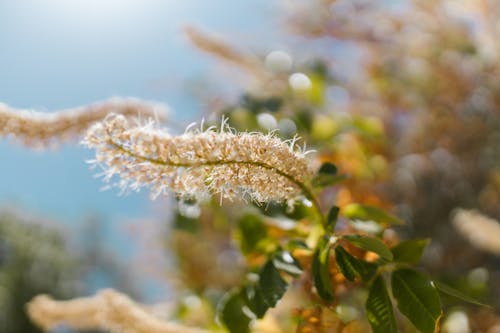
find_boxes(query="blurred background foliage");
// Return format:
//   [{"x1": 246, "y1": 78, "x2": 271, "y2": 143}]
[
  {"x1": 169, "y1": 0, "x2": 500, "y2": 331},
  {"x1": 0, "y1": 213, "x2": 78, "y2": 333},
  {"x1": 0, "y1": 212, "x2": 139, "y2": 333}
]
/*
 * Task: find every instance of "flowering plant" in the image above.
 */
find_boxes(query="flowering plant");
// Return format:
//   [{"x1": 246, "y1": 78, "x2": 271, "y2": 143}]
[{"x1": 1, "y1": 106, "x2": 485, "y2": 332}]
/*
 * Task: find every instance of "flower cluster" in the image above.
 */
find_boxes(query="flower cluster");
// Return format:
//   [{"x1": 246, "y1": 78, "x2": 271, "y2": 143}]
[
  {"x1": 0, "y1": 97, "x2": 168, "y2": 148},
  {"x1": 27, "y1": 289, "x2": 208, "y2": 333},
  {"x1": 82, "y1": 114, "x2": 313, "y2": 202}
]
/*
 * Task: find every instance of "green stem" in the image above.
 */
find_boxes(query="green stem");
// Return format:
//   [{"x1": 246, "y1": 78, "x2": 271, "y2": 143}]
[{"x1": 108, "y1": 138, "x2": 325, "y2": 226}]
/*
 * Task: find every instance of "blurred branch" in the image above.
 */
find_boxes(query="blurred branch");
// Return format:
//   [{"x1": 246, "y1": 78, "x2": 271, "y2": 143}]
[
  {"x1": 184, "y1": 26, "x2": 267, "y2": 78},
  {"x1": 0, "y1": 97, "x2": 169, "y2": 148},
  {"x1": 27, "y1": 289, "x2": 209, "y2": 333}
]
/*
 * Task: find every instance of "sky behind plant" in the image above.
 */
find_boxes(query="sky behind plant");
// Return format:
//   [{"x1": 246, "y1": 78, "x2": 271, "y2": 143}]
[
  {"x1": 0, "y1": 0, "x2": 280, "y2": 220},
  {"x1": 0, "y1": 0, "x2": 282, "y2": 299}
]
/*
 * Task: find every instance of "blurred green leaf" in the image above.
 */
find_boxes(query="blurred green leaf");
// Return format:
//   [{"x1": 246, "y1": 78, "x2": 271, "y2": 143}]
[
  {"x1": 392, "y1": 269, "x2": 442, "y2": 333},
  {"x1": 343, "y1": 204, "x2": 404, "y2": 225},
  {"x1": 173, "y1": 213, "x2": 199, "y2": 233},
  {"x1": 219, "y1": 290, "x2": 252, "y2": 333},
  {"x1": 256, "y1": 201, "x2": 311, "y2": 220},
  {"x1": 294, "y1": 109, "x2": 313, "y2": 131},
  {"x1": 258, "y1": 260, "x2": 288, "y2": 308},
  {"x1": 335, "y1": 245, "x2": 377, "y2": 282},
  {"x1": 319, "y1": 162, "x2": 338, "y2": 175},
  {"x1": 343, "y1": 235, "x2": 393, "y2": 262},
  {"x1": 243, "y1": 253, "x2": 299, "y2": 320},
  {"x1": 435, "y1": 281, "x2": 490, "y2": 307},
  {"x1": 283, "y1": 200, "x2": 314, "y2": 220},
  {"x1": 287, "y1": 239, "x2": 309, "y2": 250},
  {"x1": 312, "y1": 174, "x2": 346, "y2": 188},
  {"x1": 309, "y1": 60, "x2": 330, "y2": 80},
  {"x1": 335, "y1": 248, "x2": 356, "y2": 282},
  {"x1": 326, "y1": 206, "x2": 340, "y2": 233},
  {"x1": 309, "y1": 73, "x2": 326, "y2": 105},
  {"x1": 312, "y1": 237, "x2": 334, "y2": 301},
  {"x1": 241, "y1": 94, "x2": 261, "y2": 113},
  {"x1": 312, "y1": 163, "x2": 345, "y2": 188},
  {"x1": 391, "y1": 239, "x2": 430, "y2": 265},
  {"x1": 272, "y1": 251, "x2": 303, "y2": 277},
  {"x1": 261, "y1": 96, "x2": 283, "y2": 112},
  {"x1": 244, "y1": 284, "x2": 268, "y2": 318},
  {"x1": 366, "y1": 275, "x2": 397, "y2": 333},
  {"x1": 238, "y1": 214, "x2": 267, "y2": 254},
  {"x1": 241, "y1": 94, "x2": 283, "y2": 113}
]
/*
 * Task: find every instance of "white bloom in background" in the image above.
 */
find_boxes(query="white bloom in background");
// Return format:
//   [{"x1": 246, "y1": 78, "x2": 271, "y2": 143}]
[
  {"x1": 452, "y1": 208, "x2": 500, "y2": 256},
  {"x1": 442, "y1": 311, "x2": 470, "y2": 333},
  {"x1": 265, "y1": 50, "x2": 293, "y2": 73},
  {"x1": 289, "y1": 72, "x2": 312, "y2": 91},
  {"x1": 257, "y1": 112, "x2": 278, "y2": 130}
]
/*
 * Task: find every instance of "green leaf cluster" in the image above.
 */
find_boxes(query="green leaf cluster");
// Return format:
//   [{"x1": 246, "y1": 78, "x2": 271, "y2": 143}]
[
  {"x1": 218, "y1": 250, "x2": 302, "y2": 332},
  {"x1": 331, "y1": 233, "x2": 486, "y2": 333},
  {"x1": 212, "y1": 161, "x2": 489, "y2": 333}
]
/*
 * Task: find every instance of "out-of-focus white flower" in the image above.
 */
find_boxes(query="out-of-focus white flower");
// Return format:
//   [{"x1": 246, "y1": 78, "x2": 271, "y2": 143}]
[
  {"x1": 452, "y1": 208, "x2": 500, "y2": 256},
  {"x1": 27, "y1": 289, "x2": 208, "y2": 333},
  {"x1": 289, "y1": 73, "x2": 312, "y2": 91},
  {"x1": 265, "y1": 50, "x2": 293, "y2": 73}
]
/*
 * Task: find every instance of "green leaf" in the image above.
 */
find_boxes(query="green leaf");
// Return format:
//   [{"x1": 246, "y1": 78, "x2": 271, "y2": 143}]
[
  {"x1": 335, "y1": 246, "x2": 377, "y2": 282},
  {"x1": 272, "y1": 251, "x2": 303, "y2": 277},
  {"x1": 258, "y1": 260, "x2": 288, "y2": 308},
  {"x1": 319, "y1": 162, "x2": 338, "y2": 175},
  {"x1": 244, "y1": 252, "x2": 302, "y2": 320},
  {"x1": 391, "y1": 239, "x2": 430, "y2": 264},
  {"x1": 335, "y1": 246, "x2": 356, "y2": 282},
  {"x1": 312, "y1": 237, "x2": 335, "y2": 301},
  {"x1": 312, "y1": 162, "x2": 346, "y2": 188},
  {"x1": 343, "y1": 204, "x2": 404, "y2": 225},
  {"x1": 392, "y1": 269, "x2": 442, "y2": 333},
  {"x1": 244, "y1": 284, "x2": 268, "y2": 318},
  {"x1": 326, "y1": 206, "x2": 340, "y2": 233},
  {"x1": 343, "y1": 235, "x2": 393, "y2": 262},
  {"x1": 287, "y1": 239, "x2": 309, "y2": 250},
  {"x1": 435, "y1": 281, "x2": 490, "y2": 307},
  {"x1": 219, "y1": 290, "x2": 252, "y2": 333},
  {"x1": 356, "y1": 260, "x2": 378, "y2": 283},
  {"x1": 366, "y1": 275, "x2": 397, "y2": 333}
]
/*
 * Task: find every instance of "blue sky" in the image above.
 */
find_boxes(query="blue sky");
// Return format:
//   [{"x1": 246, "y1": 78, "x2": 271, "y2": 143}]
[
  {"x1": 0, "y1": 0, "x2": 281, "y2": 220},
  {"x1": 0, "y1": 0, "x2": 283, "y2": 298}
]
